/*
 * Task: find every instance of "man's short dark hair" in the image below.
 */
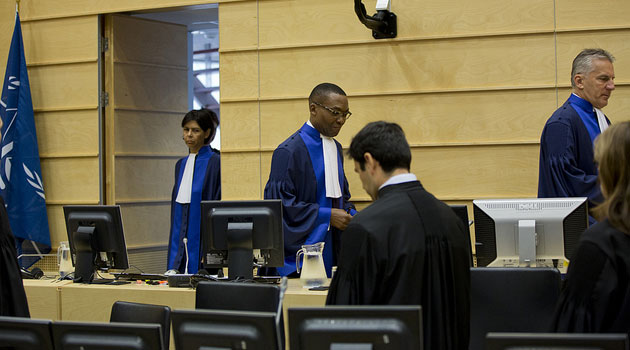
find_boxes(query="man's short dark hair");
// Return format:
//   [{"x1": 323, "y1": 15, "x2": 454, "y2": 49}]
[
  {"x1": 348, "y1": 121, "x2": 411, "y2": 172},
  {"x1": 181, "y1": 108, "x2": 219, "y2": 144},
  {"x1": 308, "y1": 83, "x2": 347, "y2": 103}
]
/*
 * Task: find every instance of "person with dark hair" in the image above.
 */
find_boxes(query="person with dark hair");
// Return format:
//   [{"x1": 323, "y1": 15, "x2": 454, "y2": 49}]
[
  {"x1": 538, "y1": 48, "x2": 615, "y2": 223},
  {"x1": 166, "y1": 109, "x2": 221, "y2": 274},
  {"x1": 0, "y1": 117, "x2": 29, "y2": 317},
  {"x1": 327, "y1": 121, "x2": 470, "y2": 350},
  {"x1": 551, "y1": 121, "x2": 630, "y2": 335},
  {"x1": 264, "y1": 83, "x2": 356, "y2": 276}
]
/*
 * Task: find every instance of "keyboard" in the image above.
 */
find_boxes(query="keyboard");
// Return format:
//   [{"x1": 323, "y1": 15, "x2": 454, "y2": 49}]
[{"x1": 113, "y1": 273, "x2": 167, "y2": 281}]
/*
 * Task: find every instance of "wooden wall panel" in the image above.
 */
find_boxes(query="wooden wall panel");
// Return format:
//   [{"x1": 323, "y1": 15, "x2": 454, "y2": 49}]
[
  {"x1": 258, "y1": 0, "x2": 553, "y2": 48},
  {"x1": 345, "y1": 144, "x2": 540, "y2": 202},
  {"x1": 35, "y1": 110, "x2": 99, "y2": 157},
  {"x1": 258, "y1": 89, "x2": 557, "y2": 150},
  {"x1": 220, "y1": 101, "x2": 261, "y2": 151},
  {"x1": 114, "y1": 110, "x2": 184, "y2": 155},
  {"x1": 19, "y1": 0, "x2": 240, "y2": 21},
  {"x1": 111, "y1": 15, "x2": 187, "y2": 66},
  {"x1": 47, "y1": 205, "x2": 70, "y2": 246},
  {"x1": 220, "y1": 51, "x2": 259, "y2": 101},
  {"x1": 119, "y1": 203, "x2": 171, "y2": 248},
  {"x1": 40, "y1": 158, "x2": 100, "y2": 203},
  {"x1": 22, "y1": 16, "x2": 98, "y2": 65},
  {"x1": 0, "y1": 2, "x2": 14, "y2": 72},
  {"x1": 114, "y1": 157, "x2": 177, "y2": 202},
  {"x1": 29, "y1": 63, "x2": 99, "y2": 110},
  {"x1": 258, "y1": 34, "x2": 556, "y2": 98},
  {"x1": 556, "y1": 0, "x2": 630, "y2": 31},
  {"x1": 219, "y1": 1, "x2": 258, "y2": 51},
  {"x1": 556, "y1": 30, "x2": 630, "y2": 86},
  {"x1": 221, "y1": 152, "x2": 261, "y2": 199},
  {"x1": 112, "y1": 64, "x2": 187, "y2": 111}
]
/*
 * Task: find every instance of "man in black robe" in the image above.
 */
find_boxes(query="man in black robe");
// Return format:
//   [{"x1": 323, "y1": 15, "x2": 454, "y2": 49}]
[
  {"x1": 538, "y1": 49, "x2": 615, "y2": 223},
  {"x1": 326, "y1": 121, "x2": 470, "y2": 350}
]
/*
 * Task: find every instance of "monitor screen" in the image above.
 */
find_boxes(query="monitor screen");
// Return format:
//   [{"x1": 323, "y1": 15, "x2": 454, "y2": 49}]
[
  {"x1": 0, "y1": 316, "x2": 54, "y2": 350},
  {"x1": 63, "y1": 205, "x2": 129, "y2": 283},
  {"x1": 288, "y1": 306, "x2": 423, "y2": 350},
  {"x1": 473, "y1": 197, "x2": 588, "y2": 271},
  {"x1": 486, "y1": 332, "x2": 628, "y2": 350},
  {"x1": 52, "y1": 321, "x2": 163, "y2": 350},
  {"x1": 171, "y1": 309, "x2": 279, "y2": 350},
  {"x1": 200, "y1": 200, "x2": 284, "y2": 280}
]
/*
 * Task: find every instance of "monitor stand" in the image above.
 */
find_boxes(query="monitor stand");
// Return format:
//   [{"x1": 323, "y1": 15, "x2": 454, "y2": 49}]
[{"x1": 518, "y1": 220, "x2": 537, "y2": 267}]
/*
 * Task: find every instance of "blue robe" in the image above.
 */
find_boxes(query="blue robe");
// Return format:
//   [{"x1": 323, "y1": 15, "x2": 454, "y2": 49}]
[
  {"x1": 167, "y1": 146, "x2": 220, "y2": 274},
  {"x1": 538, "y1": 96, "x2": 610, "y2": 223},
  {"x1": 264, "y1": 123, "x2": 356, "y2": 276}
]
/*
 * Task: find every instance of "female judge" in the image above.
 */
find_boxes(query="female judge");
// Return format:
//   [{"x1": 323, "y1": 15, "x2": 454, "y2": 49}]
[
  {"x1": 551, "y1": 121, "x2": 630, "y2": 334},
  {"x1": 166, "y1": 109, "x2": 220, "y2": 274}
]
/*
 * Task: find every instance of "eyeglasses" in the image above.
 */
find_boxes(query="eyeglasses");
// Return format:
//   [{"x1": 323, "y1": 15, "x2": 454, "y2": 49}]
[{"x1": 312, "y1": 101, "x2": 352, "y2": 120}]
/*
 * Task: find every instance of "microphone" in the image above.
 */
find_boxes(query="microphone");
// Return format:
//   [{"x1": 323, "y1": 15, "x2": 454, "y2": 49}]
[{"x1": 183, "y1": 237, "x2": 189, "y2": 275}]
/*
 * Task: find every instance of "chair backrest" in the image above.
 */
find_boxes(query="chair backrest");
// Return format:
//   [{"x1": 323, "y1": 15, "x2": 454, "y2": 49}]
[
  {"x1": 110, "y1": 300, "x2": 171, "y2": 348},
  {"x1": 486, "y1": 332, "x2": 629, "y2": 350},
  {"x1": 196, "y1": 281, "x2": 281, "y2": 311},
  {"x1": 0, "y1": 316, "x2": 54, "y2": 349},
  {"x1": 469, "y1": 267, "x2": 561, "y2": 350},
  {"x1": 196, "y1": 281, "x2": 284, "y2": 348}
]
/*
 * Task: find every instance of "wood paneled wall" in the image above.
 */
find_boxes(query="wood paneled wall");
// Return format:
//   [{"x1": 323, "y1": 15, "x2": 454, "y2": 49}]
[
  {"x1": 219, "y1": 0, "x2": 630, "y2": 211},
  {"x1": 2, "y1": 0, "x2": 629, "y2": 252}
]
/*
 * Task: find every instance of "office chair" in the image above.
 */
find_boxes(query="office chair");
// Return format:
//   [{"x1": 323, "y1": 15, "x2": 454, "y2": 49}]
[
  {"x1": 196, "y1": 281, "x2": 285, "y2": 348},
  {"x1": 109, "y1": 300, "x2": 171, "y2": 347},
  {"x1": 469, "y1": 267, "x2": 561, "y2": 350}
]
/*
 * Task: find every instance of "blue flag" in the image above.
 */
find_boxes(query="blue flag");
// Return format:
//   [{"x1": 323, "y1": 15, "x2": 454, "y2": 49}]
[{"x1": 0, "y1": 13, "x2": 51, "y2": 266}]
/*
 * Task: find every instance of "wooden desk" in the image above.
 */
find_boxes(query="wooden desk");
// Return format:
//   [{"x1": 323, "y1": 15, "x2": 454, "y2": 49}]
[
  {"x1": 22, "y1": 279, "x2": 71, "y2": 320},
  {"x1": 23, "y1": 277, "x2": 327, "y2": 349}
]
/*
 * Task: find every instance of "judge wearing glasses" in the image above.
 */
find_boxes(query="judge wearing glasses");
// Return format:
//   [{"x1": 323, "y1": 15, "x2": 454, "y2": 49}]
[{"x1": 264, "y1": 83, "x2": 357, "y2": 277}]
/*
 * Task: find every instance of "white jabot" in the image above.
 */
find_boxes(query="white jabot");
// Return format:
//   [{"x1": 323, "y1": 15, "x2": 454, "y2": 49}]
[
  {"x1": 594, "y1": 108, "x2": 609, "y2": 133},
  {"x1": 379, "y1": 173, "x2": 418, "y2": 190},
  {"x1": 175, "y1": 154, "x2": 196, "y2": 204},
  {"x1": 307, "y1": 120, "x2": 342, "y2": 198}
]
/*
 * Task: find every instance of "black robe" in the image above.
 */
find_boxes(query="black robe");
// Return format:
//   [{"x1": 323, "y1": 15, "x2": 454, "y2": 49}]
[
  {"x1": 327, "y1": 181, "x2": 470, "y2": 350},
  {"x1": 0, "y1": 196, "x2": 30, "y2": 317},
  {"x1": 550, "y1": 219, "x2": 630, "y2": 334}
]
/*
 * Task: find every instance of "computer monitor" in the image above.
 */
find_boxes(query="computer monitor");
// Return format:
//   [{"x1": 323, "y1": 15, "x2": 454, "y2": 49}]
[
  {"x1": 0, "y1": 316, "x2": 54, "y2": 350},
  {"x1": 52, "y1": 321, "x2": 163, "y2": 350},
  {"x1": 473, "y1": 197, "x2": 588, "y2": 271},
  {"x1": 63, "y1": 205, "x2": 129, "y2": 283},
  {"x1": 171, "y1": 309, "x2": 279, "y2": 350},
  {"x1": 288, "y1": 306, "x2": 423, "y2": 350},
  {"x1": 200, "y1": 200, "x2": 284, "y2": 280},
  {"x1": 486, "y1": 332, "x2": 628, "y2": 350}
]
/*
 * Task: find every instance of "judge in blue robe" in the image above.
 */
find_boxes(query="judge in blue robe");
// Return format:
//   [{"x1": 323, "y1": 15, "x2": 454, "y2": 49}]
[
  {"x1": 167, "y1": 109, "x2": 220, "y2": 274},
  {"x1": 264, "y1": 83, "x2": 356, "y2": 277},
  {"x1": 538, "y1": 49, "x2": 615, "y2": 223}
]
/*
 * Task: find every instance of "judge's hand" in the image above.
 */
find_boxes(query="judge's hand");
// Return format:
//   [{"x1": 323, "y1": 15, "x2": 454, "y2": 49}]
[{"x1": 330, "y1": 208, "x2": 352, "y2": 230}]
